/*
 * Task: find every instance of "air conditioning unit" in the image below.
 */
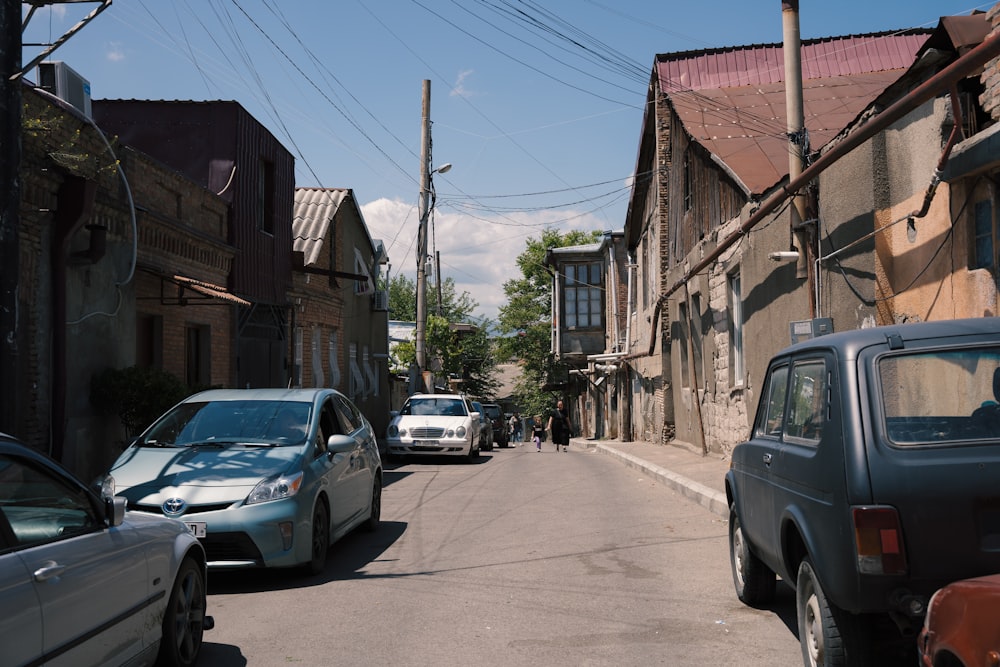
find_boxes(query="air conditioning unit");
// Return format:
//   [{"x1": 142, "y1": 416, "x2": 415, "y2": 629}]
[
  {"x1": 37, "y1": 61, "x2": 92, "y2": 119},
  {"x1": 372, "y1": 289, "x2": 389, "y2": 312}
]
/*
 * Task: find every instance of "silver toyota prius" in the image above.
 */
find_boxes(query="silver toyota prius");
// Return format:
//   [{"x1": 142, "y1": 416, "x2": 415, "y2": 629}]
[{"x1": 104, "y1": 388, "x2": 382, "y2": 574}]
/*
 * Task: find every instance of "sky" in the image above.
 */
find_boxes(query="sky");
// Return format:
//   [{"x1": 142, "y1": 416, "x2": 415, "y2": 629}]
[{"x1": 19, "y1": 0, "x2": 997, "y2": 323}]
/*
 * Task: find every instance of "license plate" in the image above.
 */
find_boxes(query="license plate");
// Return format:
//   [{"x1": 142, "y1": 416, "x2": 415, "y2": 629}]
[
  {"x1": 413, "y1": 440, "x2": 440, "y2": 447},
  {"x1": 184, "y1": 522, "x2": 207, "y2": 538}
]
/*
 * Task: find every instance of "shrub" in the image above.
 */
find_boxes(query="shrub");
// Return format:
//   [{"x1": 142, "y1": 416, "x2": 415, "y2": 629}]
[{"x1": 90, "y1": 366, "x2": 192, "y2": 437}]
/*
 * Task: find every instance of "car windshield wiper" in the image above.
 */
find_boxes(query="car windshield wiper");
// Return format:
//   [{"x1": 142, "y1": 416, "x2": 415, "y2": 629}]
[
  {"x1": 139, "y1": 439, "x2": 179, "y2": 448},
  {"x1": 180, "y1": 440, "x2": 232, "y2": 448}
]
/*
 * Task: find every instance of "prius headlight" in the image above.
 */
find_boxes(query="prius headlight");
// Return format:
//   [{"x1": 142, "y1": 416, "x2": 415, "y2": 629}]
[{"x1": 246, "y1": 471, "x2": 304, "y2": 505}]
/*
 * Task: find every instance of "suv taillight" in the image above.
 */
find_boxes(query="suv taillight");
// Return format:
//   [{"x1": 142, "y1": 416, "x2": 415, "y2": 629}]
[{"x1": 853, "y1": 506, "x2": 907, "y2": 575}]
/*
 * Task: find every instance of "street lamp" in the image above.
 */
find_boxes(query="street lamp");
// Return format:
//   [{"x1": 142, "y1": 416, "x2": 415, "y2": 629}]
[{"x1": 414, "y1": 161, "x2": 451, "y2": 388}]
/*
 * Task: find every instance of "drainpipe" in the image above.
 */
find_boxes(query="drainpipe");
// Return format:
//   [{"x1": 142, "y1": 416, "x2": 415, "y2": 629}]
[
  {"x1": 910, "y1": 87, "x2": 965, "y2": 222},
  {"x1": 783, "y1": 0, "x2": 815, "y2": 314},
  {"x1": 625, "y1": 254, "x2": 635, "y2": 355},
  {"x1": 606, "y1": 233, "x2": 620, "y2": 353}
]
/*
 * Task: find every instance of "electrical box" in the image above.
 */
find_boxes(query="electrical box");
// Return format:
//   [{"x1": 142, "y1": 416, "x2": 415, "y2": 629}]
[{"x1": 789, "y1": 318, "x2": 834, "y2": 345}]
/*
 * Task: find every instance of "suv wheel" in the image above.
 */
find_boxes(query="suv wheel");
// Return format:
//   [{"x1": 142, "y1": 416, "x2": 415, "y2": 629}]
[
  {"x1": 797, "y1": 558, "x2": 870, "y2": 667},
  {"x1": 729, "y1": 505, "x2": 775, "y2": 606}
]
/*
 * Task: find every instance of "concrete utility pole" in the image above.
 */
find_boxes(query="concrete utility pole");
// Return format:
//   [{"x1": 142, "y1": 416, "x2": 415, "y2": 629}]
[
  {"x1": 415, "y1": 79, "x2": 432, "y2": 393},
  {"x1": 0, "y1": 0, "x2": 22, "y2": 435}
]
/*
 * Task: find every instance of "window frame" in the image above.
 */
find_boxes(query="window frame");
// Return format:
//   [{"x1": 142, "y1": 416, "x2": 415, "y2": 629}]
[{"x1": 562, "y1": 261, "x2": 604, "y2": 330}]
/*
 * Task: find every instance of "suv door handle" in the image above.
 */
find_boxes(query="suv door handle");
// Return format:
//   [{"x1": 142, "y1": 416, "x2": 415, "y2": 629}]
[{"x1": 762, "y1": 452, "x2": 773, "y2": 466}]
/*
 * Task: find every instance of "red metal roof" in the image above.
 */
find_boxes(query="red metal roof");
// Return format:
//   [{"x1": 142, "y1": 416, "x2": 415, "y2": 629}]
[{"x1": 656, "y1": 31, "x2": 933, "y2": 194}]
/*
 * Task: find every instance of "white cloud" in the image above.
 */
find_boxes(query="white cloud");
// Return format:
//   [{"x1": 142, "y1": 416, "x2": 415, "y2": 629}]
[
  {"x1": 450, "y1": 69, "x2": 476, "y2": 97},
  {"x1": 361, "y1": 197, "x2": 606, "y2": 323},
  {"x1": 107, "y1": 42, "x2": 125, "y2": 62}
]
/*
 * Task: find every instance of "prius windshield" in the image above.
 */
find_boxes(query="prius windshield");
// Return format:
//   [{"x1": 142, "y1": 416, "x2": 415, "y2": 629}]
[{"x1": 142, "y1": 400, "x2": 313, "y2": 446}]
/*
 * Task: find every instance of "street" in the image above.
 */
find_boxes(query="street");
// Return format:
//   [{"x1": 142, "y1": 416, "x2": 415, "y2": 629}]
[{"x1": 198, "y1": 445, "x2": 803, "y2": 666}]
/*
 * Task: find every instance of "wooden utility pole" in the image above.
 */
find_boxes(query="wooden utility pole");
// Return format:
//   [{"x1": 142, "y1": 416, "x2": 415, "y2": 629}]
[{"x1": 415, "y1": 80, "x2": 431, "y2": 392}]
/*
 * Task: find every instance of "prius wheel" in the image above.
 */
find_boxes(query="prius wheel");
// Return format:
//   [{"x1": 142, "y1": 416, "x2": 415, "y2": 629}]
[
  {"x1": 305, "y1": 499, "x2": 330, "y2": 576},
  {"x1": 157, "y1": 558, "x2": 207, "y2": 667},
  {"x1": 364, "y1": 477, "x2": 382, "y2": 532}
]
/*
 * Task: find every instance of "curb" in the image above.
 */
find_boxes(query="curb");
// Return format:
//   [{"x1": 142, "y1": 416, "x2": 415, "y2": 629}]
[{"x1": 589, "y1": 442, "x2": 729, "y2": 518}]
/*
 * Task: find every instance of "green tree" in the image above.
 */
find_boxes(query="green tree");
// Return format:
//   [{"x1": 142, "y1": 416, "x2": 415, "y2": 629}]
[
  {"x1": 386, "y1": 273, "x2": 478, "y2": 323},
  {"x1": 496, "y1": 228, "x2": 602, "y2": 415},
  {"x1": 389, "y1": 276, "x2": 498, "y2": 397}
]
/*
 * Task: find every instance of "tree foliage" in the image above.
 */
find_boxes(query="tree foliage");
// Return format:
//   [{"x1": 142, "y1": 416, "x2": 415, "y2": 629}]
[
  {"x1": 388, "y1": 277, "x2": 498, "y2": 398},
  {"x1": 496, "y1": 228, "x2": 603, "y2": 416},
  {"x1": 386, "y1": 273, "x2": 478, "y2": 323}
]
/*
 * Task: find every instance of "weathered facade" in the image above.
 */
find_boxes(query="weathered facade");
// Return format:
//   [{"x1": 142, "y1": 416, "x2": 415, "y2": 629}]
[
  {"x1": 18, "y1": 87, "x2": 244, "y2": 478},
  {"x1": 595, "y1": 12, "x2": 1000, "y2": 457},
  {"x1": 93, "y1": 100, "x2": 296, "y2": 389},
  {"x1": 545, "y1": 232, "x2": 629, "y2": 441},
  {"x1": 291, "y1": 187, "x2": 391, "y2": 442}
]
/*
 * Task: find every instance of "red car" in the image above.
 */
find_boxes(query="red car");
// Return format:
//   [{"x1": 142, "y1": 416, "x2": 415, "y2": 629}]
[{"x1": 919, "y1": 573, "x2": 1000, "y2": 667}]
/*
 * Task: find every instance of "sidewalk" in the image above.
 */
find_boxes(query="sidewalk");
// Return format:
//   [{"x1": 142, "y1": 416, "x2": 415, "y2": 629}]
[{"x1": 570, "y1": 437, "x2": 731, "y2": 518}]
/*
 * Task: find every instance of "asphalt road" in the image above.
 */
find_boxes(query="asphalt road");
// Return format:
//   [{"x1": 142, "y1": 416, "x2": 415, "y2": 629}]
[{"x1": 198, "y1": 444, "x2": 804, "y2": 666}]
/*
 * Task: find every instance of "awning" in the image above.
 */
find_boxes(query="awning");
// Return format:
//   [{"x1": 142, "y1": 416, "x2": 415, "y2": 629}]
[{"x1": 140, "y1": 268, "x2": 251, "y2": 307}]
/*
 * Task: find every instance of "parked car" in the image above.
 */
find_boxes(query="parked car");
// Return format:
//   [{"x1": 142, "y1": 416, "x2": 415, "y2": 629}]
[
  {"x1": 471, "y1": 401, "x2": 494, "y2": 451},
  {"x1": 385, "y1": 393, "x2": 481, "y2": 461},
  {"x1": 725, "y1": 318, "x2": 1000, "y2": 667},
  {"x1": 0, "y1": 432, "x2": 211, "y2": 667},
  {"x1": 919, "y1": 573, "x2": 1000, "y2": 667},
  {"x1": 104, "y1": 388, "x2": 382, "y2": 574},
  {"x1": 481, "y1": 403, "x2": 509, "y2": 447}
]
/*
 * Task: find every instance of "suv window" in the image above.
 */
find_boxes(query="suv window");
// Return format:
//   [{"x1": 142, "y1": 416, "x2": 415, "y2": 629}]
[
  {"x1": 785, "y1": 360, "x2": 826, "y2": 443},
  {"x1": 881, "y1": 347, "x2": 1000, "y2": 445},
  {"x1": 755, "y1": 364, "x2": 788, "y2": 439}
]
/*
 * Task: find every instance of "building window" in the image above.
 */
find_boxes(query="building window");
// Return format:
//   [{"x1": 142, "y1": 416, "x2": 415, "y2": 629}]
[
  {"x1": 678, "y1": 301, "x2": 690, "y2": 389},
  {"x1": 185, "y1": 324, "x2": 210, "y2": 387},
  {"x1": 564, "y1": 262, "x2": 603, "y2": 329},
  {"x1": 136, "y1": 314, "x2": 163, "y2": 369},
  {"x1": 349, "y1": 342, "x2": 363, "y2": 400},
  {"x1": 257, "y1": 159, "x2": 275, "y2": 235},
  {"x1": 690, "y1": 292, "x2": 704, "y2": 390},
  {"x1": 973, "y1": 198, "x2": 995, "y2": 270},
  {"x1": 728, "y1": 270, "x2": 744, "y2": 386},
  {"x1": 293, "y1": 327, "x2": 303, "y2": 388},
  {"x1": 328, "y1": 331, "x2": 341, "y2": 388},
  {"x1": 311, "y1": 326, "x2": 324, "y2": 388}
]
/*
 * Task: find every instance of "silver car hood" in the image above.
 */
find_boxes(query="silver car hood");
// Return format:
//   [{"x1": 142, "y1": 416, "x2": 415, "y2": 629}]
[{"x1": 111, "y1": 444, "x2": 302, "y2": 503}]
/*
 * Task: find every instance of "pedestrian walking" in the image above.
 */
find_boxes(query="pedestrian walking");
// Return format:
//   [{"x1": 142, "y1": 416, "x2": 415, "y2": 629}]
[
  {"x1": 509, "y1": 412, "x2": 522, "y2": 445},
  {"x1": 531, "y1": 415, "x2": 545, "y2": 452},
  {"x1": 547, "y1": 399, "x2": 572, "y2": 452}
]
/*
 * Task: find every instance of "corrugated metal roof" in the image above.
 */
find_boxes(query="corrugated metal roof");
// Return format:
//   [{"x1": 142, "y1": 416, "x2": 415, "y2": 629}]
[
  {"x1": 656, "y1": 31, "x2": 933, "y2": 195},
  {"x1": 293, "y1": 187, "x2": 349, "y2": 267}
]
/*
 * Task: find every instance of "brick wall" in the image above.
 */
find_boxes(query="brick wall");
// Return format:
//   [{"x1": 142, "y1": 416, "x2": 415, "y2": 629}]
[{"x1": 981, "y1": 4, "x2": 1000, "y2": 122}]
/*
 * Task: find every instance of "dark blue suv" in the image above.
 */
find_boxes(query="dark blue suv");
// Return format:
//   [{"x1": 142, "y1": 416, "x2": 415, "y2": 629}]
[{"x1": 726, "y1": 318, "x2": 1000, "y2": 667}]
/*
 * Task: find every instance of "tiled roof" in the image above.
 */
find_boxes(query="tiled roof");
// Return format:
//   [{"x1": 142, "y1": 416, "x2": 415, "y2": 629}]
[
  {"x1": 656, "y1": 31, "x2": 932, "y2": 194},
  {"x1": 292, "y1": 187, "x2": 349, "y2": 267}
]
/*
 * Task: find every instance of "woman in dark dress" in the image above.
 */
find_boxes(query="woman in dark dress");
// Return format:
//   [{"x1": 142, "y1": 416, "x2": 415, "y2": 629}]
[{"x1": 547, "y1": 399, "x2": 572, "y2": 452}]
